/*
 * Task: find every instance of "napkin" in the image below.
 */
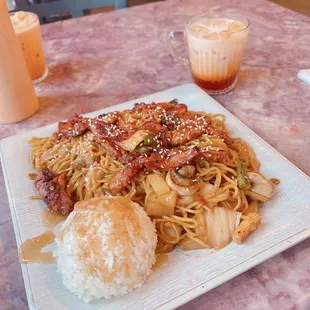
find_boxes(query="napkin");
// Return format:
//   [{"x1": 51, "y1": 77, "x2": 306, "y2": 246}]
[{"x1": 298, "y1": 69, "x2": 310, "y2": 84}]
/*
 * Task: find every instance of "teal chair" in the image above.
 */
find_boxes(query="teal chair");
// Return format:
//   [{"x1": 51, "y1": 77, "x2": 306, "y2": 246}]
[{"x1": 13, "y1": 0, "x2": 127, "y2": 23}]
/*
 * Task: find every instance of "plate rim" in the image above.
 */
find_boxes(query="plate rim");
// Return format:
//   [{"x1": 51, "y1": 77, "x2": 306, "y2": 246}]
[
  {"x1": 1, "y1": 82, "x2": 310, "y2": 310},
  {"x1": 0, "y1": 146, "x2": 37, "y2": 310}
]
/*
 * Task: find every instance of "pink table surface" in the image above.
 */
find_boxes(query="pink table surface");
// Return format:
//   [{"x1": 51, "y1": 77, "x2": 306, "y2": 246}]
[{"x1": 1, "y1": 0, "x2": 310, "y2": 309}]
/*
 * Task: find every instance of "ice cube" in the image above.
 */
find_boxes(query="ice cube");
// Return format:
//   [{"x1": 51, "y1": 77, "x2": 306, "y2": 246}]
[
  {"x1": 191, "y1": 24, "x2": 210, "y2": 34},
  {"x1": 15, "y1": 11, "x2": 36, "y2": 25},
  {"x1": 210, "y1": 18, "x2": 229, "y2": 29},
  {"x1": 203, "y1": 33, "x2": 221, "y2": 40},
  {"x1": 228, "y1": 21, "x2": 243, "y2": 32},
  {"x1": 219, "y1": 30, "x2": 231, "y2": 40}
]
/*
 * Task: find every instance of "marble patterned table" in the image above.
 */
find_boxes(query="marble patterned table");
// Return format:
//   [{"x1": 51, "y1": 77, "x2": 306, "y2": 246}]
[{"x1": 1, "y1": 0, "x2": 310, "y2": 309}]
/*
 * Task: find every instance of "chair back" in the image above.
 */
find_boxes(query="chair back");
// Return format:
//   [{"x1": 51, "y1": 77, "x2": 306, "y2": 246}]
[{"x1": 13, "y1": 0, "x2": 127, "y2": 23}]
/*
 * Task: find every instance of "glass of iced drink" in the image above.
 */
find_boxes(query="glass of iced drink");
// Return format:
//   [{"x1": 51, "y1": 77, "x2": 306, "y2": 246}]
[
  {"x1": 10, "y1": 11, "x2": 48, "y2": 84},
  {"x1": 0, "y1": 0, "x2": 39, "y2": 124},
  {"x1": 167, "y1": 15, "x2": 250, "y2": 95}
]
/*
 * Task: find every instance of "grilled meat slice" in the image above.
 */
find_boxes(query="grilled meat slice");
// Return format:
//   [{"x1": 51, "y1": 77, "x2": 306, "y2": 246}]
[
  {"x1": 89, "y1": 118, "x2": 128, "y2": 143},
  {"x1": 97, "y1": 112, "x2": 119, "y2": 124},
  {"x1": 132, "y1": 102, "x2": 188, "y2": 118},
  {"x1": 200, "y1": 150, "x2": 229, "y2": 163},
  {"x1": 34, "y1": 168, "x2": 74, "y2": 215},
  {"x1": 109, "y1": 161, "x2": 145, "y2": 193},
  {"x1": 145, "y1": 146, "x2": 200, "y2": 171},
  {"x1": 161, "y1": 114, "x2": 211, "y2": 146},
  {"x1": 140, "y1": 120, "x2": 162, "y2": 135},
  {"x1": 161, "y1": 114, "x2": 231, "y2": 147},
  {"x1": 58, "y1": 115, "x2": 89, "y2": 139}
]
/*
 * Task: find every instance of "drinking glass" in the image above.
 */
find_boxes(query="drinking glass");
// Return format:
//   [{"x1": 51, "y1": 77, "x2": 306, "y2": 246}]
[
  {"x1": 10, "y1": 11, "x2": 48, "y2": 84},
  {"x1": 167, "y1": 14, "x2": 250, "y2": 95},
  {"x1": 0, "y1": 2, "x2": 39, "y2": 124}
]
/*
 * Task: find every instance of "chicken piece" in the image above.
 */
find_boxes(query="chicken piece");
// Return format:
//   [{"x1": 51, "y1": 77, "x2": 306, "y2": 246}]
[
  {"x1": 232, "y1": 213, "x2": 262, "y2": 244},
  {"x1": 58, "y1": 115, "x2": 89, "y2": 139},
  {"x1": 34, "y1": 168, "x2": 74, "y2": 215},
  {"x1": 164, "y1": 115, "x2": 227, "y2": 147},
  {"x1": 103, "y1": 140, "x2": 131, "y2": 164},
  {"x1": 163, "y1": 114, "x2": 231, "y2": 147},
  {"x1": 130, "y1": 103, "x2": 164, "y2": 121},
  {"x1": 109, "y1": 161, "x2": 144, "y2": 193},
  {"x1": 162, "y1": 114, "x2": 209, "y2": 146},
  {"x1": 158, "y1": 102, "x2": 188, "y2": 116},
  {"x1": 132, "y1": 102, "x2": 188, "y2": 118},
  {"x1": 146, "y1": 146, "x2": 200, "y2": 171},
  {"x1": 117, "y1": 117, "x2": 136, "y2": 135},
  {"x1": 200, "y1": 150, "x2": 229, "y2": 163},
  {"x1": 140, "y1": 120, "x2": 162, "y2": 135},
  {"x1": 89, "y1": 118, "x2": 127, "y2": 143},
  {"x1": 206, "y1": 127, "x2": 233, "y2": 145},
  {"x1": 109, "y1": 146, "x2": 200, "y2": 192},
  {"x1": 97, "y1": 112, "x2": 119, "y2": 124}
]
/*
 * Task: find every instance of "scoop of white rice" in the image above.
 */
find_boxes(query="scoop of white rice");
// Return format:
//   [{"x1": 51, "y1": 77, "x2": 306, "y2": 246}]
[{"x1": 54, "y1": 196, "x2": 157, "y2": 302}]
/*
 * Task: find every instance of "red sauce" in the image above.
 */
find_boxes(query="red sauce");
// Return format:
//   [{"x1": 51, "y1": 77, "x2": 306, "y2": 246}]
[
  {"x1": 196, "y1": 193, "x2": 207, "y2": 205},
  {"x1": 193, "y1": 73, "x2": 237, "y2": 92}
]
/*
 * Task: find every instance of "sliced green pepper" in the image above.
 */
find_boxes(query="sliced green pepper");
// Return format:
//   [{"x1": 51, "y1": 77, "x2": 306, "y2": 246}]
[
  {"x1": 143, "y1": 136, "x2": 153, "y2": 146},
  {"x1": 134, "y1": 146, "x2": 150, "y2": 153},
  {"x1": 237, "y1": 160, "x2": 251, "y2": 190},
  {"x1": 169, "y1": 99, "x2": 178, "y2": 104}
]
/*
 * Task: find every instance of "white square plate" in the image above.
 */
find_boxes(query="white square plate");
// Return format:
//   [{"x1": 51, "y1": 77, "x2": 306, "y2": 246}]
[{"x1": 1, "y1": 83, "x2": 310, "y2": 310}]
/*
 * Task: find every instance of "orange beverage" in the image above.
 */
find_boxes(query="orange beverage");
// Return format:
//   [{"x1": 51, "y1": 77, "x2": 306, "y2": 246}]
[
  {"x1": 0, "y1": 0, "x2": 39, "y2": 123},
  {"x1": 10, "y1": 11, "x2": 47, "y2": 83}
]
